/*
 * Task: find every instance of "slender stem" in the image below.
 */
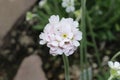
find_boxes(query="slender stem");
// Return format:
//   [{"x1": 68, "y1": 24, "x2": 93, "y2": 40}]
[
  {"x1": 108, "y1": 75, "x2": 113, "y2": 80},
  {"x1": 80, "y1": 0, "x2": 86, "y2": 66},
  {"x1": 62, "y1": 54, "x2": 70, "y2": 80},
  {"x1": 80, "y1": 0, "x2": 87, "y2": 79},
  {"x1": 111, "y1": 51, "x2": 120, "y2": 61}
]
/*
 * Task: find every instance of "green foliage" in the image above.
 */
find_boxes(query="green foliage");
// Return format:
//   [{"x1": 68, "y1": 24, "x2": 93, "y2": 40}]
[
  {"x1": 30, "y1": 0, "x2": 69, "y2": 30},
  {"x1": 87, "y1": 0, "x2": 120, "y2": 41}
]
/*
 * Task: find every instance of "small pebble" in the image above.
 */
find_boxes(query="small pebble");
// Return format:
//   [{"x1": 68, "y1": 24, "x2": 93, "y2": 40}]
[
  {"x1": 11, "y1": 31, "x2": 17, "y2": 37},
  {"x1": 1, "y1": 50, "x2": 10, "y2": 57},
  {"x1": 92, "y1": 63, "x2": 97, "y2": 68},
  {"x1": 59, "y1": 73, "x2": 64, "y2": 80},
  {"x1": 54, "y1": 60, "x2": 60, "y2": 68},
  {"x1": 11, "y1": 38, "x2": 16, "y2": 44},
  {"x1": 47, "y1": 72, "x2": 52, "y2": 79},
  {"x1": 93, "y1": 69, "x2": 99, "y2": 76},
  {"x1": 28, "y1": 47, "x2": 34, "y2": 54},
  {"x1": 103, "y1": 56, "x2": 109, "y2": 62}
]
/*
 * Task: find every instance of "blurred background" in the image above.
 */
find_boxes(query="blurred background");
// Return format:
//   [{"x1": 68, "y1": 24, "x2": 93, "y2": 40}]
[{"x1": 0, "y1": 0, "x2": 120, "y2": 80}]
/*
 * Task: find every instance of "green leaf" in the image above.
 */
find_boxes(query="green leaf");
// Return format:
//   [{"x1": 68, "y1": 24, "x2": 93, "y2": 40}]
[{"x1": 32, "y1": 24, "x2": 44, "y2": 30}]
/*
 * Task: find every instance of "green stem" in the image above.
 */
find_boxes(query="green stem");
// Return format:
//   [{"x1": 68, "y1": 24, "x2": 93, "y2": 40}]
[
  {"x1": 111, "y1": 51, "x2": 120, "y2": 61},
  {"x1": 80, "y1": 0, "x2": 87, "y2": 79},
  {"x1": 80, "y1": 0, "x2": 86, "y2": 66},
  {"x1": 108, "y1": 75, "x2": 113, "y2": 80},
  {"x1": 62, "y1": 54, "x2": 70, "y2": 80}
]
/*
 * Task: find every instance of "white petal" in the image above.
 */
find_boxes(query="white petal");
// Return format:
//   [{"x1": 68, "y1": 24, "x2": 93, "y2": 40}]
[
  {"x1": 45, "y1": 37, "x2": 50, "y2": 42},
  {"x1": 50, "y1": 47, "x2": 56, "y2": 51},
  {"x1": 108, "y1": 61, "x2": 113, "y2": 68},
  {"x1": 68, "y1": 33, "x2": 73, "y2": 39},
  {"x1": 56, "y1": 48, "x2": 63, "y2": 55},
  {"x1": 55, "y1": 35, "x2": 62, "y2": 41},
  {"x1": 68, "y1": 49, "x2": 74, "y2": 55},
  {"x1": 39, "y1": 33, "x2": 44, "y2": 39},
  {"x1": 44, "y1": 24, "x2": 51, "y2": 32},
  {"x1": 62, "y1": 2, "x2": 67, "y2": 7},
  {"x1": 64, "y1": 50, "x2": 70, "y2": 56},
  {"x1": 64, "y1": 47, "x2": 76, "y2": 56},
  {"x1": 49, "y1": 48, "x2": 63, "y2": 56},
  {"x1": 50, "y1": 41, "x2": 59, "y2": 47},
  {"x1": 66, "y1": 7, "x2": 71, "y2": 13},
  {"x1": 73, "y1": 21, "x2": 79, "y2": 27},
  {"x1": 59, "y1": 41, "x2": 65, "y2": 47},
  {"x1": 114, "y1": 62, "x2": 120, "y2": 68},
  {"x1": 64, "y1": 38, "x2": 70, "y2": 42},
  {"x1": 67, "y1": 18, "x2": 74, "y2": 23},
  {"x1": 73, "y1": 41, "x2": 80, "y2": 47},
  {"x1": 74, "y1": 31, "x2": 82, "y2": 40},
  {"x1": 66, "y1": 6, "x2": 75, "y2": 13},
  {"x1": 49, "y1": 50, "x2": 58, "y2": 56},
  {"x1": 69, "y1": 6, "x2": 75, "y2": 12},
  {"x1": 49, "y1": 15, "x2": 59, "y2": 24},
  {"x1": 59, "y1": 39, "x2": 70, "y2": 47},
  {"x1": 39, "y1": 40, "x2": 46, "y2": 45},
  {"x1": 63, "y1": 48, "x2": 71, "y2": 56}
]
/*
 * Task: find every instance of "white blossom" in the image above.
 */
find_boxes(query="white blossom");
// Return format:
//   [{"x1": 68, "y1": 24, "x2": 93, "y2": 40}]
[
  {"x1": 108, "y1": 61, "x2": 120, "y2": 79},
  {"x1": 62, "y1": 0, "x2": 75, "y2": 13},
  {"x1": 108, "y1": 61, "x2": 120, "y2": 70},
  {"x1": 39, "y1": 15, "x2": 82, "y2": 56}
]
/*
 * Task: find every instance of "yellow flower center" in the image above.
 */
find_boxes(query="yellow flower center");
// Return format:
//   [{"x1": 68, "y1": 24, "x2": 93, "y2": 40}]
[{"x1": 62, "y1": 34, "x2": 67, "y2": 38}]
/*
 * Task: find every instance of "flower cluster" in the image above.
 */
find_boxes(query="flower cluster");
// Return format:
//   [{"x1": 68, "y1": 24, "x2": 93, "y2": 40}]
[
  {"x1": 39, "y1": 15, "x2": 82, "y2": 56},
  {"x1": 108, "y1": 61, "x2": 120, "y2": 79},
  {"x1": 62, "y1": 0, "x2": 75, "y2": 13}
]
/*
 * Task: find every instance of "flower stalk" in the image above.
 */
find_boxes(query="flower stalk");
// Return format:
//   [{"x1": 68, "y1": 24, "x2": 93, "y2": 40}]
[
  {"x1": 62, "y1": 54, "x2": 70, "y2": 80},
  {"x1": 80, "y1": 0, "x2": 87, "y2": 79},
  {"x1": 111, "y1": 51, "x2": 120, "y2": 61},
  {"x1": 108, "y1": 75, "x2": 113, "y2": 80},
  {"x1": 80, "y1": 0, "x2": 86, "y2": 67}
]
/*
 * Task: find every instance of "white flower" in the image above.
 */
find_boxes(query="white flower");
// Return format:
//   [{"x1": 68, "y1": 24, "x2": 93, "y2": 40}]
[
  {"x1": 108, "y1": 61, "x2": 120, "y2": 79},
  {"x1": 62, "y1": 0, "x2": 75, "y2": 13},
  {"x1": 108, "y1": 61, "x2": 120, "y2": 70},
  {"x1": 39, "y1": 15, "x2": 82, "y2": 56}
]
